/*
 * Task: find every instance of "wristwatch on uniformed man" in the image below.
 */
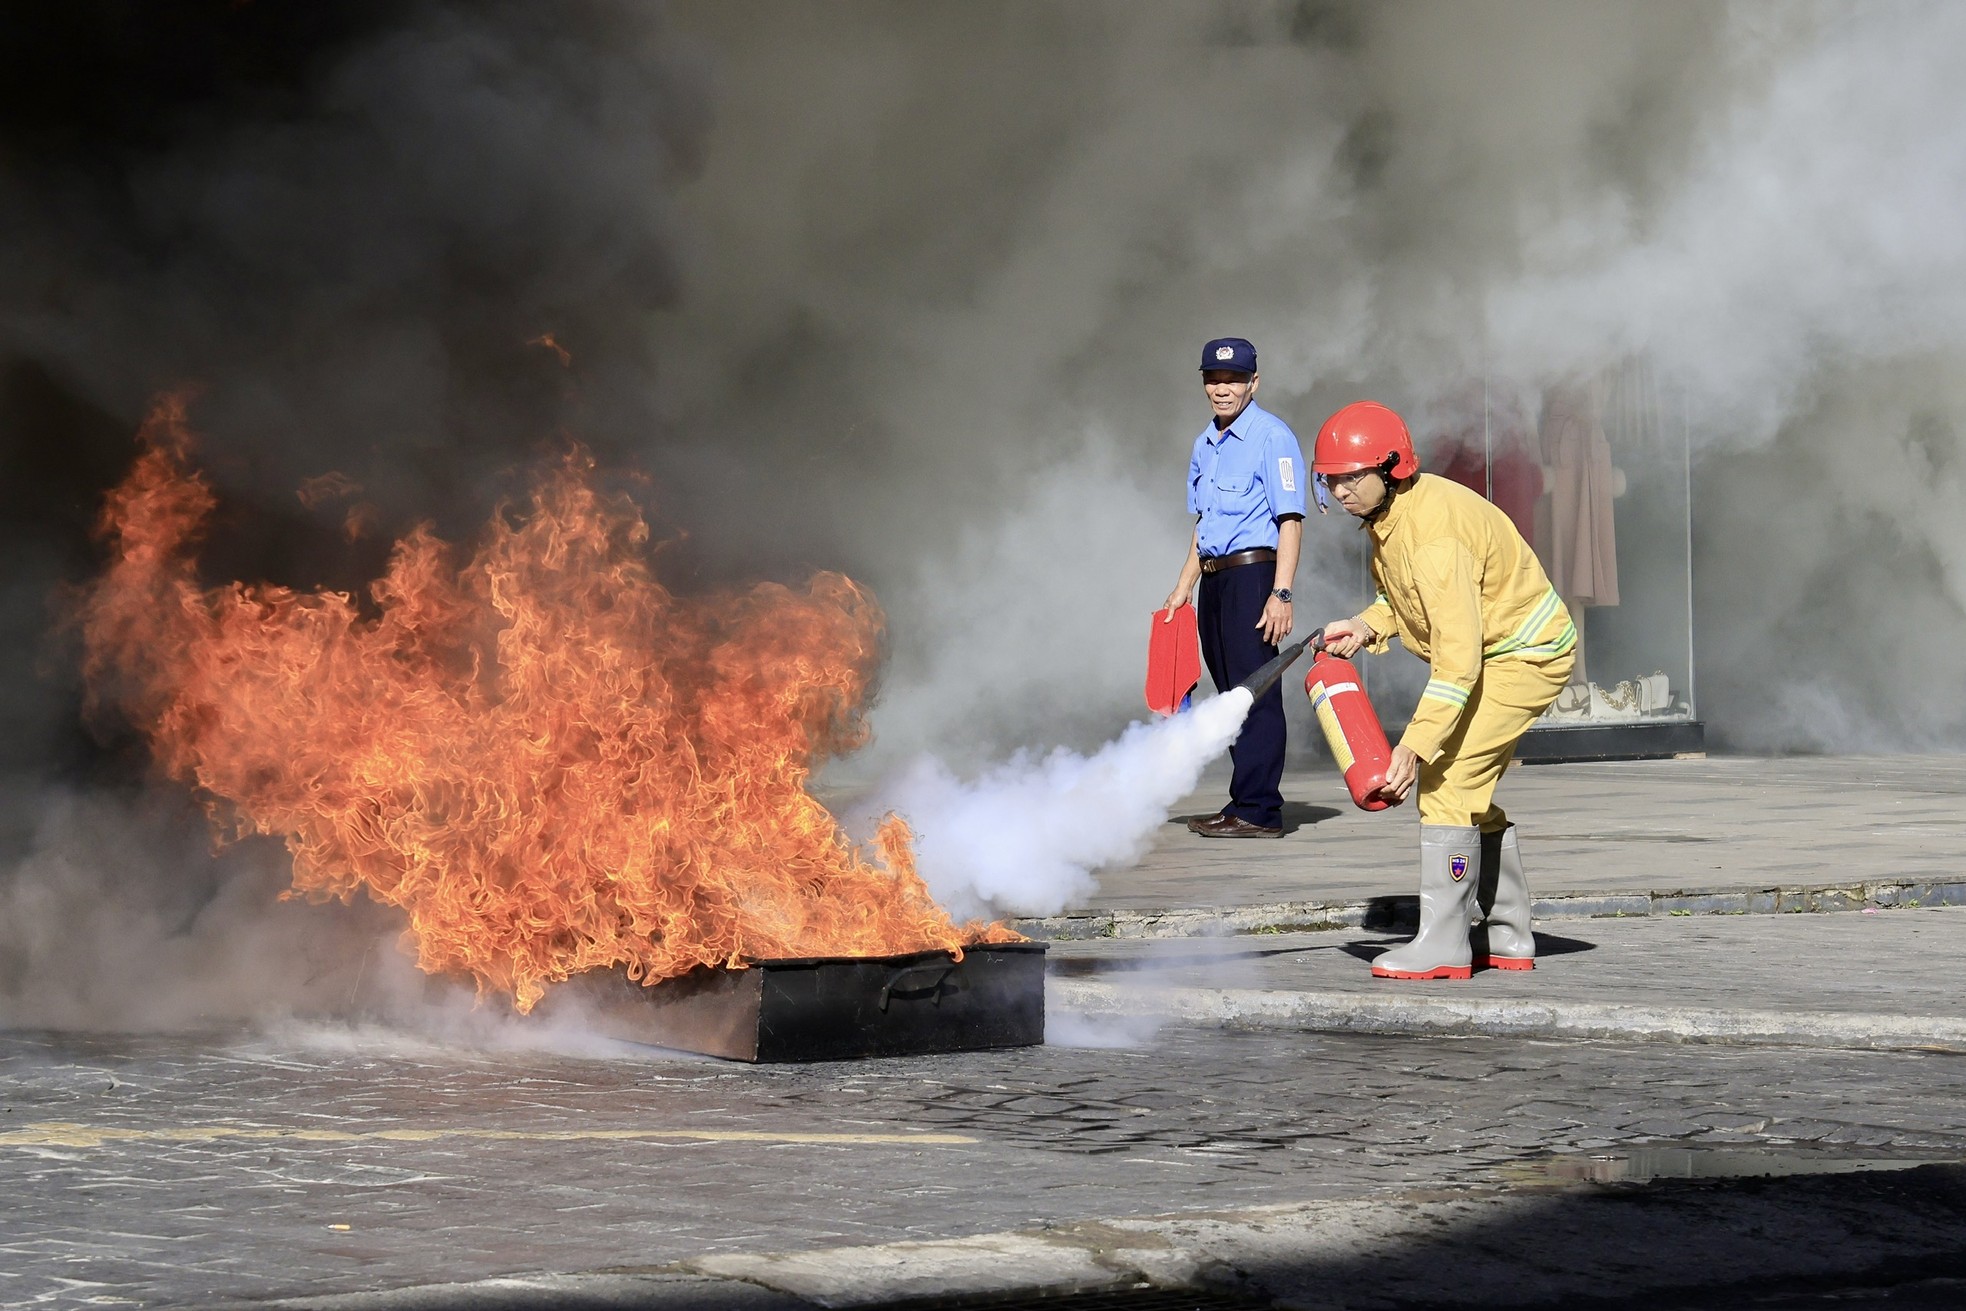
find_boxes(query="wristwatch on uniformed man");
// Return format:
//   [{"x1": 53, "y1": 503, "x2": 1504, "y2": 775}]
[{"x1": 1272, "y1": 588, "x2": 1292, "y2": 602}]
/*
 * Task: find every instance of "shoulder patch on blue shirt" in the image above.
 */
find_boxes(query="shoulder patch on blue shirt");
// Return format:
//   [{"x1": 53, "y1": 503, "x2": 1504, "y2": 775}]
[{"x1": 1278, "y1": 457, "x2": 1295, "y2": 492}]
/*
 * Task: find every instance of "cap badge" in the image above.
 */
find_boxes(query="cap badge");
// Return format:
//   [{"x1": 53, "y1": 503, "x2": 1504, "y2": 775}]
[{"x1": 1215, "y1": 345, "x2": 1235, "y2": 361}]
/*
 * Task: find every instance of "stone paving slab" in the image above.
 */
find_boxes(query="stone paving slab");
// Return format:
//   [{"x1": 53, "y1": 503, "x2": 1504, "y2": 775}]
[
  {"x1": 252, "y1": 1273, "x2": 814, "y2": 1310},
  {"x1": 1048, "y1": 906, "x2": 1966, "y2": 1051},
  {"x1": 671, "y1": 1165, "x2": 1966, "y2": 1310},
  {"x1": 689, "y1": 1233, "x2": 1117, "y2": 1309},
  {"x1": 1070, "y1": 754, "x2": 1966, "y2": 916}
]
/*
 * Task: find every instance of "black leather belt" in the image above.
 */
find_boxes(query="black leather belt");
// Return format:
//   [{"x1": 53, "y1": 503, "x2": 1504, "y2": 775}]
[{"x1": 1199, "y1": 548, "x2": 1276, "y2": 574}]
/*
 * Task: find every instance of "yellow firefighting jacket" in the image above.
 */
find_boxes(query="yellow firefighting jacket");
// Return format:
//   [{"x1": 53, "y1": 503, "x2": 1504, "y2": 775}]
[{"x1": 1354, "y1": 474, "x2": 1575, "y2": 763}]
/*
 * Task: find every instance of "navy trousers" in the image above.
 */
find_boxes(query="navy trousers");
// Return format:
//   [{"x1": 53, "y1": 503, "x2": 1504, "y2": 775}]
[{"x1": 1197, "y1": 559, "x2": 1286, "y2": 828}]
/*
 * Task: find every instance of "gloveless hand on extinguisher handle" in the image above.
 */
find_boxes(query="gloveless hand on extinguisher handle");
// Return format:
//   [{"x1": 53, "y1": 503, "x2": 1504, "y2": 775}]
[{"x1": 1318, "y1": 615, "x2": 1375, "y2": 659}]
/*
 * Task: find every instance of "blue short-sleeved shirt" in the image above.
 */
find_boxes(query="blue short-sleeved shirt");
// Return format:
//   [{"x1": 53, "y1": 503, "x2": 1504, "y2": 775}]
[{"x1": 1187, "y1": 401, "x2": 1309, "y2": 556}]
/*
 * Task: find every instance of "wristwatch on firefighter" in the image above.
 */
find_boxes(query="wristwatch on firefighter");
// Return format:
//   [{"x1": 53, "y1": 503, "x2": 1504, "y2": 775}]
[{"x1": 1272, "y1": 588, "x2": 1293, "y2": 602}]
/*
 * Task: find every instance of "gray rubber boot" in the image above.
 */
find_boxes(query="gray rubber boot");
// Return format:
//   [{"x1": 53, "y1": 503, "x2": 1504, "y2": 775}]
[
  {"x1": 1372, "y1": 824, "x2": 1480, "y2": 980},
  {"x1": 1471, "y1": 825, "x2": 1536, "y2": 970}
]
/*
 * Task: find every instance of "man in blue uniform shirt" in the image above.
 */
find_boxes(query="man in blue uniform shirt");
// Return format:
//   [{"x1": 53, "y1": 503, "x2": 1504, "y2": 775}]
[{"x1": 1160, "y1": 337, "x2": 1307, "y2": 837}]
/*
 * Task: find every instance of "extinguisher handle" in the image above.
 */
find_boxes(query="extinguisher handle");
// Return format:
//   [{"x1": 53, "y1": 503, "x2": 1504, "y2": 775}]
[{"x1": 1308, "y1": 626, "x2": 1327, "y2": 654}]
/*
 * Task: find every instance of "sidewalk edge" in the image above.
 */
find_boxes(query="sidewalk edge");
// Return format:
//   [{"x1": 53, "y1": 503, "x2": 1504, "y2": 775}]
[{"x1": 1050, "y1": 978, "x2": 1966, "y2": 1053}]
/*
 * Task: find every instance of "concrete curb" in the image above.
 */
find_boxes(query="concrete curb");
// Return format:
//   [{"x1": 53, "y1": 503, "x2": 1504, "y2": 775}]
[
  {"x1": 688, "y1": 1233, "x2": 1122, "y2": 1308},
  {"x1": 1018, "y1": 878, "x2": 1966, "y2": 941},
  {"x1": 1050, "y1": 978, "x2": 1966, "y2": 1054}
]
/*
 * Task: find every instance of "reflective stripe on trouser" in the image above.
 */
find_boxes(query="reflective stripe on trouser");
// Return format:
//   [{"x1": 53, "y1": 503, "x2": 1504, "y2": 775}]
[{"x1": 1417, "y1": 653, "x2": 1573, "y2": 830}]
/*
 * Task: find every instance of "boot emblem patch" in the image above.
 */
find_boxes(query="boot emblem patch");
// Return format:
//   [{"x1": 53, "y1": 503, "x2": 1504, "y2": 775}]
[{"x1": 1449, "y1": 854, "x2": 1469, "y2": 882}]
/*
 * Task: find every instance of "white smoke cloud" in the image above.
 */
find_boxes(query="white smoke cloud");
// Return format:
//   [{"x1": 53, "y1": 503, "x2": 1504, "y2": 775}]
[
  {"x1": 1484, "y1": 3, "x2": 1966, "y2": 439},
  {"x1": 0, "y1": 784, "x2": 391, "y2": 1031},
  {"x1": 857, "y1": 688, "x2": 1254, "y2": 922},
  {"x1": 659, "y1": 0, "x2": 1966, "y2": 757}
]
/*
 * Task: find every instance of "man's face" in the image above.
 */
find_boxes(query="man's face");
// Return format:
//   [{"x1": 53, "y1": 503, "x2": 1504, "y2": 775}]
[
  {"x1": 1324, "y1": 468, "x2": 1389, "y2": 518},
  {"x1": 1201, "y1": 370, "x2": 1257, "y2": 421}
]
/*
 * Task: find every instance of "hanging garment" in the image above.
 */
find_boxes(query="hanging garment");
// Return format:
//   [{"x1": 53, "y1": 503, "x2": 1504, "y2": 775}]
[{"x1": 1538, "y1": 380, "x2": 1620, "y2": 607}]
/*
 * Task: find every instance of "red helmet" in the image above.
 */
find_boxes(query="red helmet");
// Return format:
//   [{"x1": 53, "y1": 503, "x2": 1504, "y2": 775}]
[{"x1": 1313, "y1": 401, "x2": 1418, "y2": 478}]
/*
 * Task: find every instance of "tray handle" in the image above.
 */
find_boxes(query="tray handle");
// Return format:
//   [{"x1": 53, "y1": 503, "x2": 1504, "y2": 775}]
[{"x1": 880, "y1": 961, "x2": 957, "y2": 1011}]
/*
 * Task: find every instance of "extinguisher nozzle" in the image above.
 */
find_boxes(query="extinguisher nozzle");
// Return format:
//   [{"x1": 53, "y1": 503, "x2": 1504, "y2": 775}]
[{"x1": 1233, "y1": 635, "x2": 1315, "y2": 702}]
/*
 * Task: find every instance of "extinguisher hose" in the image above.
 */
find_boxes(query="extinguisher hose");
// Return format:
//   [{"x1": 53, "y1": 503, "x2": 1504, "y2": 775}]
[{"x1": 1233, "y1": 628, "x2": 1322, "y2": 701}]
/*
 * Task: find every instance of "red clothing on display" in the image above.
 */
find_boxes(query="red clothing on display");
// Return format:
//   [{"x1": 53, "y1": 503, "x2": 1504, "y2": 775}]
[{"x1": 1434, "y1": 439, "x2": 1541, "y2": 542}]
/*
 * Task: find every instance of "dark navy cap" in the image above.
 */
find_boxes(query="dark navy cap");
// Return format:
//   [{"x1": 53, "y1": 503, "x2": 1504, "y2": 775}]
[{"x1": 1200, "y1": 337, "x2": 1257, "y2": 375}]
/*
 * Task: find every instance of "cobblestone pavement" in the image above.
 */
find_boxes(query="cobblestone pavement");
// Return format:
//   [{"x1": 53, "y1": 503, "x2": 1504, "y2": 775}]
[{"x1": 6, "y1": 1023, "x2": 1966, "y2": 1307}]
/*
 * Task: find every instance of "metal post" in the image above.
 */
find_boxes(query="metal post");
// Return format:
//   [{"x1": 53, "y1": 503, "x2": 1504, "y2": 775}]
[
  {"x1": 1682, "y1": 385, "x2": 1697, "y2": 720},
  {"x1": 1483, "y1": 374, "x2": 1493, "y2": 501}
]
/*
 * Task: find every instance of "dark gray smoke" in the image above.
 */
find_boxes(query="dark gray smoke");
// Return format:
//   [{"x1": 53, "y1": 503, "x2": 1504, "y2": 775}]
[
  {"x1": 0, "y1": 2, "x2": 713, "y2": 773},
  {"x1": 4, "y1": 0, "x2": 1962, "y2": 1028},
  {"x1": 0, "y1": 2, "x2": 718, "y2": 1026}
]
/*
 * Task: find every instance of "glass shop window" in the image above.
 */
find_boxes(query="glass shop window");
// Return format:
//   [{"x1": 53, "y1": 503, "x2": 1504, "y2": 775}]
[{"x1": 1424, "y1": 362, "x2": 1699, "y2": 739}]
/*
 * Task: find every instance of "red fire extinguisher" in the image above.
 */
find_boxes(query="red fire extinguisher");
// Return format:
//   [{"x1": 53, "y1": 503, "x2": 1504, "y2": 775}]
[{"x1": 1304, "y1": 643, "x2": 1397, "y2": 811}]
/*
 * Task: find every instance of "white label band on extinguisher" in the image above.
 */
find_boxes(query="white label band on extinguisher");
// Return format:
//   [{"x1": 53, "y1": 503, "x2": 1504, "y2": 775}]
[{"x1": 1308, "y1": 682, "x2": 1356, "y2": 772}]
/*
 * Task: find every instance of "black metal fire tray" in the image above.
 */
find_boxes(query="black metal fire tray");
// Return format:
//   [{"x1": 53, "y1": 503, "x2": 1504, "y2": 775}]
[{"x1": 596, "y1": 942, "x2": 1047, "y2": 1062}]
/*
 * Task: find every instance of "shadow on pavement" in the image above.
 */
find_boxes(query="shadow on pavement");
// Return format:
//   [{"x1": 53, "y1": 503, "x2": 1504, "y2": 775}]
[
  {"x1": 1279, "y1": 801, "x2": 1343, "y2": 833},
  {"x1": 1046, "y1": 946, "x2": 1323, "y2": 978},
  {"x1": 1166, "y1": 802, "x2": 1342, "y2": 834},
  {"x1": 1361, "y1": 893, "x2": 1418, "y2": 929},
  {"x1": 1527, "y1": 930, "x2": 1597, "y2": 957},
  {"x1": 1194, "y1": 1162, "x2": 1966, "y2": 1310}
]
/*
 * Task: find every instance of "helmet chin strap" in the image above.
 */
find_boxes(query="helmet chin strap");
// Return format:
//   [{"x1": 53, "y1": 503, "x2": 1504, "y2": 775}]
[{"x1": 1362, "y1": 461, "x2": 1399, "y2": 523}]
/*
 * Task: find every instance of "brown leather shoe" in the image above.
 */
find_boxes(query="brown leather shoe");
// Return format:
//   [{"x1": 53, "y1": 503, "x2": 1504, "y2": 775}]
[
  {"x1": 1192, "y1": 814, "x2": 1283, "y2": 839},
  {"x1": 1185, "y1": 812, "x2": 1228, "y2": 833}
]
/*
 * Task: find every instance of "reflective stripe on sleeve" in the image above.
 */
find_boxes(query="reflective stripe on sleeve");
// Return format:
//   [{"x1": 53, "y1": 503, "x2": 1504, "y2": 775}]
[{"x1": 1421, "y1": 678, "x2": 1471, "y2": 708}]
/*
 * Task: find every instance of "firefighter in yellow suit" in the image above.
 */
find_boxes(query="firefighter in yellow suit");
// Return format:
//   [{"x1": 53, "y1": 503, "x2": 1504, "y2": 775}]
[{"x1": 1316, "y1": 401, "x2": 1575, "y2": 980}]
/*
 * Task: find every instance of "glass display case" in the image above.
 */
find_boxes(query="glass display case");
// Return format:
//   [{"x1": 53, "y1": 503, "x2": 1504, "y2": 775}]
[{"x1": 1424, "y1": 363, "x2": 1703, "y2": 763}]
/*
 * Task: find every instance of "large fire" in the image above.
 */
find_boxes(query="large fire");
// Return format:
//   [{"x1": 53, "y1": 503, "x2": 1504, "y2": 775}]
[{"x1": 79, "y1": 395, "x2": 1013, "y2": 1012}]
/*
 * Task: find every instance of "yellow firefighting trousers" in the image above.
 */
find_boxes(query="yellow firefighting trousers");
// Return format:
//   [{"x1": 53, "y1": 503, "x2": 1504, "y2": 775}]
[{"x1": 1417, "y1": 653, "x2": 1574, "y2": 830}]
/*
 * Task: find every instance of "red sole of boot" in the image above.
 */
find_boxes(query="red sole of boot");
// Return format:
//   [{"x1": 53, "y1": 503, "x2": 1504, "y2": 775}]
[
  {"x1": 1371, "y1": 965, "x2": 1473, "y2": 980},
  {"x1": 1474, "y1": 956, "x2": 1535, "y2": 971}
]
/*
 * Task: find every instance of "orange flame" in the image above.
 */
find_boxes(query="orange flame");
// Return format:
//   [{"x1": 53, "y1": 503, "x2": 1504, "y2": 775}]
[{"x1": 79, "y1": 396, "x2": 1014, "y2": 1012}]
